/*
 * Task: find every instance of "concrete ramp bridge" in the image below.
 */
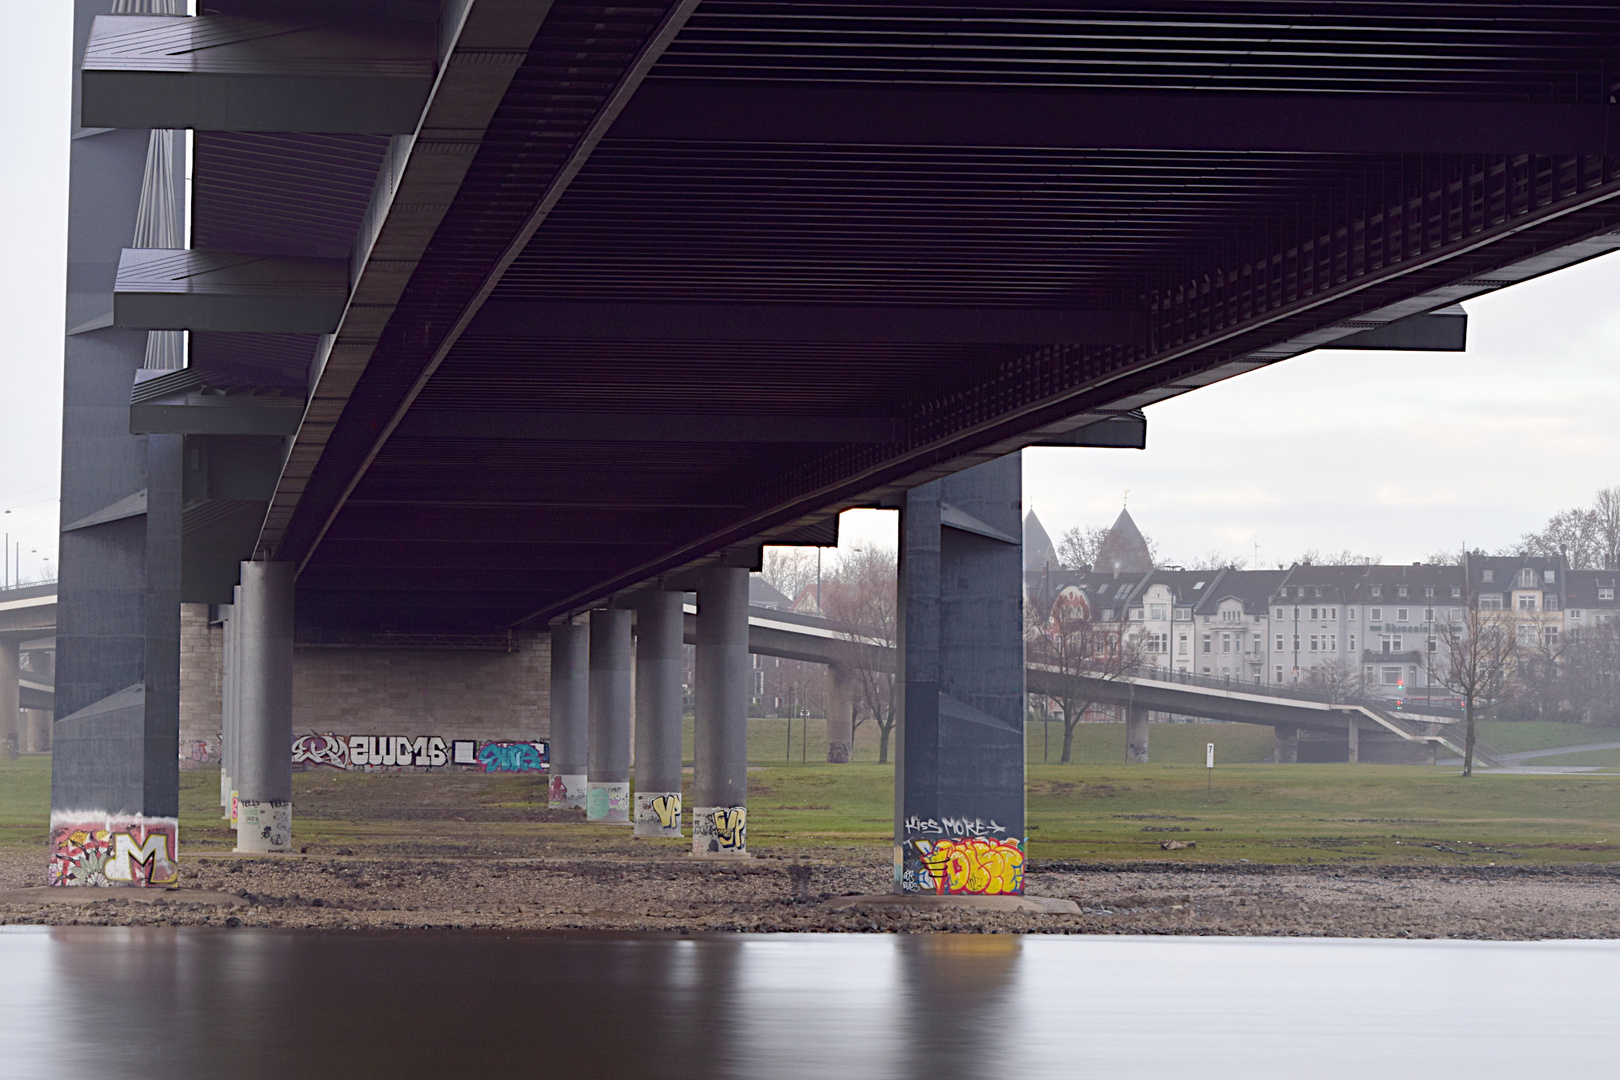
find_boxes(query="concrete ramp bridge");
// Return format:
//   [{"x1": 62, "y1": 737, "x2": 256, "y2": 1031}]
[{"x1": 725, "y1": 603, "x2": 1498, "y2": 767}]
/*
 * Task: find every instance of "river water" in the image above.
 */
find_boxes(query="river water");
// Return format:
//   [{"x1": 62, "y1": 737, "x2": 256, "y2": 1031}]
[{"x1": 1, "y1": 928, "x2": 1614, "y2": 1079}]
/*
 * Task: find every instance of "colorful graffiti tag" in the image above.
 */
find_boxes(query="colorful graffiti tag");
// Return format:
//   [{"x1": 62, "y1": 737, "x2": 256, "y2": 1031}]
[
  {"x1": 692, "y1": 806, "x2": 747, "y2": 854},
  {"x1": 49, "y1": 813, "x2": 179, "y2": 887},
  {"x1": 634, "y1": 792, "x2": 682, "y2": 834},
  {"x1": 183, "y1": 738, "x2": 220, "y2": 765},
  {"x1": 908, "y1": 837, "x2": 1025, "y2": 896},
  {"x1": 475, "y1": 741, "x2": 548, "y2": 773}
]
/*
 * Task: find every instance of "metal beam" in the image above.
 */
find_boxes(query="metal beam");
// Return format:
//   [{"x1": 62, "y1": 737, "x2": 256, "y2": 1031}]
[
  {"x1": 611, "y1": 84, "x2": 1620, "y2": 156},
  {"x1": 1030, "y1": 410, "x2": 1147, "y2": 449},
  {"x1": 394, "y1": 410, "x2": 901, "y2": 444},
  {"x1": 1330, "y1": 306, "x2": 1468, "y2": 352},
  {"x1": 130, "y1": 370, "x2": 305, "y2": 437},
  {"x1": 114, "y1": 249, "x2": 348, "y2": 334},
  {"x1": 465, "y1": 300, "x2": 1145, "y2": 346},
  {"x1": 81, "y1": 14, "x2": 434, "y2": 134}
]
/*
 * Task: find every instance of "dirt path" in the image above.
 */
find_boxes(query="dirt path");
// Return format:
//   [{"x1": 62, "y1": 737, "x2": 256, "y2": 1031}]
[{"x1": 4, "y1": 847, "x2": 1617, "y2": 938}]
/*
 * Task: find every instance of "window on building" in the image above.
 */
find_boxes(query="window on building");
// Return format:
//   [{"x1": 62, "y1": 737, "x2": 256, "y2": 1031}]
[
  {"x1": 1222, "y1": 633, "x2": 1232, "y2": 653},
  {"x1": 1179, "y1": 634, "x2": 1188, "y2": 655},
  {"x1": 1330, "y1": 634, "x2": 1337, "y2": 651},
  {"x1": 1544, "y1": 569, "x2": 1556, "y2": 584},
  {"x1": 1202, "y1": 634, "x2": 1211, "y2": 653},
  {"x1": 1150, "y1": 604, "x2": 1167, "y2": 620},
  {"x1": 1275, "y1": 635, "x2": 1284, "y2": 652},
  {"x1": 1309, "y1": 607, "x2": 1318, "y2": 620},
  {"x1": 1482, "y1": 569, "x2": 1494, "y2": 582},
  {"x1": 1130, "y1": 608, "x2": 1144, "y2": 620},
  {"x1": 1309, "y1": 635, "x2": 1319, "y2": 652},
  {"x1": 1428, "y1": 637, "x2": 1437, "y2": 652},
  {"x1": 1424, "y1": 586, "x2": 1434, "y2": 598},
  {"x1": 1424, "y1": 608, "x2": 1433, "y2": 621},
  {"x1": 1545, "y1": 596, "x2": 1559, "y2": 611},
  {"x1": 1103, "y1": 609, "x2": 1115, "y2": 620},
  {"x1": 1381, "y1": 667, "x2": 1402, "y2": 685},
  {"x1": 1276, "y1": 666, "x2": 1284, "y2": 682},
  {"x1": 1519, "y1": 568, "x2": 1537, "y2": 588},
  {"x1": 1397, "y1": 586, "x2": 1408, "y2": 598},
  {"x1": 1349, "y1": 634, "x2": 1356, "y2": 652},
  {"x1": 1545, "y1": 626, "x2": 1559, "y2": 649},
  {"x1": 1397, "y1": 608, "x2": 1409, "y2": 621},
  {"x1": 1365, "y1": 666, "x2": 1375, "y2": 682},
  {"x1": 1479, "y1": 595, "x2": 1503, "y2": 611},
  {"x1": 1274, "y1": 607, "x2": 1284, "y2": 620},
  {"x1": 1222, "y1": 609, "x2": 1241, "y2": 622},
  {"x1": 1449, "y1": 608, "x2": 1460, "y2": 621},
  {"x1": 1175, "y1": 607, "x2": 1190, "y2": 620},
  {"x1": 1202, "y1": 667, "x2": 1211, "y2": 675},
  {"x1": 1452, "y1": 586, "x2": 1461, "y2": 598},
  {"x1": 1330, "y1": 608, "x2": 1337, "y2": 620},
  {"x1": 1517, "y1": 594, "x2": 1538, "y2": 611},
  {"x1": 753, "y1": 670, "x2": 765, "y2": 696},
  {"x1": 1349, "y1": 608, "x2": 1356, "y2": 621},
  {"x1": 1601, "y1": 588, "x2": 1614, "y2": 601},
  {"x1": 1371, "y1": 586, "x2": 1382, "y2": 598},
  {"x1": 1371, "y1": 608, "x2": 1382, "y2": 621},
  {"x1": 1572, "y1": 609, "x2": 1583, "y2": 619},
  {"x1": 1517, "y1": 623, "x2": 1538, "y2": 646}
]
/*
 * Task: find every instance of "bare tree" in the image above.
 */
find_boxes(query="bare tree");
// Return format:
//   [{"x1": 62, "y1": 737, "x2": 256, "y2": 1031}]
[
  {"x1": 1186, "y1": 550, "x2": 1245, "y2": 571},
  {"x1": 1511, "y1": 506, "x2": 1601, "y2": 569},
  {"x1": 1424, "y1": 549, "x2": 1467, "y2": 567},
  {"x1": 1593, "y1": 487, "x2": 1620, "y2": 570},
  {"x1": 822, "y1": 546, "x2": 899, "y2": 763},
  {"x1": 761, "y1": 547, "x2": 821, "y2": 608},
  {"x1": 1433, "y1": 557, "x2": 1519, "y2": 776},
  {"x1": 1560, "y1": 621, "x2": 1620, "y2": 725},
  {"x1": 1297, "y1": 547, "x2": 1381, "y2": 567},
  {"x1": 1304, "y1": 657, "x2": 1368, "y2": 703},
  {"x1": 1026, "y1": 590, "x2": 1146, "y2": 764},
  {"x1": 1056, "y1": 525, "x2": 1111, "y2": 570}
]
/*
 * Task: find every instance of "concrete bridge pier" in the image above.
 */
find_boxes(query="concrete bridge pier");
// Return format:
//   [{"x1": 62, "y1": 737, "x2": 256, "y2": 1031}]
[
  {"x1": 896, "y1": 453, "x2": 1026, "y2": 895},
  {"x1": 633, "y1": 588, "x2": 685, "y2": 837},
  {"x1": 1126, "y1": 705, "x2": 1149, "y2": 764},
  {"x1": 1347, "y1": 715, "x2": 1360, "y2": 764},
  {"x1": 692, "y1": 565, "x2": 750, "y2": 856},
  {"x1": 220, "y1": 598, "x2": 235, "y2": 821},
  {"x1": 1274, "y1": 725, "x2": 1299, "y2": 764},
  {"x1": 548, "y1": 621, "x2": 589, "y2": 809},
  {"x1": 0, "y1": 639, "x2": 18, "y2": 758},
  {"x1": 587, "y1": 608, "x2": 633, "y2": 823},
  {"x1": 825, "y1": 664, "x2": 854, "y2": 763},
  {"x1": 234, "y1": 562, "x2": 294, "y2": 853}
]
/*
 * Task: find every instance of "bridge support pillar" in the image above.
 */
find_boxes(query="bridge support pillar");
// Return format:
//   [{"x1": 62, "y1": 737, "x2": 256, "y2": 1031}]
[
  {"x1": 220, "y1": 597, "x2": 236, "y2": 822},
  {"x1": 826, "y1": 664, "x2": 854, "y2": 763},
  {"x1": 1126, "y1": 705, "x2": 1149, "y2": 763},
  {"x1": 0, "y1": 640, "x2": 18, "y2": 758},
  {"x1": 24, "y1": 710, "x2": 50, "y2": 753},
  {"x1": 633, "y1": 588, "x2": 685, "y2": 837},
  {"x1": 587, "y1": 608, "x2": 633, "y2": 823},
  {"x1": 1273, "y1": 725, "x2": 1299, "y2": 765},
  {"x1": 1346, "y1": 716, "x2": 1359, "y2": 764},
  {"x1": 548, "y1": 621, "x2": 589, "y2": 809},
  {"x1": 896, "y1": 453, "x2": 1026, "y2": 895},
  {"x1": 234, "y1": 562, "x2": 293, "y2": 853},
  {"x1": 692, "y1": 565, "x2": 750, "y2": 856}
]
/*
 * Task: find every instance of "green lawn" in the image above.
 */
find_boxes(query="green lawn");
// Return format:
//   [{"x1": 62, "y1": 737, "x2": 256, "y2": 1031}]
[
  {"x1": 1476, "y1": 720, "x2": 1620, "y2": 753},
  {"x1": 6, "y1": 727, "x2": 1618, "y2": 867},
  {"x1": 1518, "y1": 748, "x2": 1620, "y2": 767}
]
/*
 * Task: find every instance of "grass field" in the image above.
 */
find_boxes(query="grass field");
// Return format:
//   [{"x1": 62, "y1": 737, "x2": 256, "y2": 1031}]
[
  {"x1": 1476, "y1": 720, "x2": 1620, "y2": 753},
  {"x1": 4, "y1": 718, "x2": 1617, "y2": 867}
]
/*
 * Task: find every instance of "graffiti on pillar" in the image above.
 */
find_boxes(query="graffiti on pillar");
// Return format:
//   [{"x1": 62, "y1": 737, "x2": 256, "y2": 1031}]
[
  {"x1": 635, "y1": 792, "x2": 682, "y2": 832},
  {"x1": 907, "y1": 837, "x2": 1025, "y2": 896},
  {"x1": 475, "y1": 741, "x2": 548, "y2": 773},
  {"x1": 238, "y1": 799, "x2": 292, "y2": 852},
  {"x1": 693, "y1": 806, "x2": 746, "y2": 854},
  {"x1": 587, "y1": 782, "x2": 630, "y2": 822},
  {"x1": 291, "y1": 733, "x2": 351, "y2": 769},
  {"x1": 48, "y1": 813, "x2": 179, "y2": 888},
  {"x1": 549, "y1": 773, "x2": 587, "y2": 810},
  {"x1": 903, "y1": 815, "x2": 1009, "y2": 838}
]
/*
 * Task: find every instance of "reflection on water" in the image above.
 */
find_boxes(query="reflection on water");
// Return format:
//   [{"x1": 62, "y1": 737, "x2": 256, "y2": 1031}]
[{"x1": 0, "y1": 928, "x2": 1616, "y2": 1079}]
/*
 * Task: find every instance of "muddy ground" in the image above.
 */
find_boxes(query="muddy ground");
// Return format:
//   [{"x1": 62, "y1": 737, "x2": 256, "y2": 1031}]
[{"x1": 3, "y1": 844, "x2": 1618, "y2": 938}]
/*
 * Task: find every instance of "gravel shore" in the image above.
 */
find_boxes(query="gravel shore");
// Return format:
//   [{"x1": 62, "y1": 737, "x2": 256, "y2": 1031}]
[{"x1": 4, "y1": 847, "x2": 1617, "y2": 938}]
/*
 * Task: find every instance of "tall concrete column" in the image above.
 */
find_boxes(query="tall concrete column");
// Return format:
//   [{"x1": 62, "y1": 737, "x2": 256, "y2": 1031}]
[
  {"x1": 692, "y1": 565, "x2": 750, "y2": 855},
  {"x1": 220, "y1": 600, "x2": 235, "y2": 820},
  {"x1": 1126, "y1": 705, "x2": 1149, "y2": 763},
  {"x1": 587, "y1": 608, "x2": 633, "y2": 823},
  {"x1": 234, "y1": 562, "x2": 293, "y2": 853},
  {"x1": 896, "y1": 454, "x2": 1026, "y2": 895},
  {"x1": 1274, "y1": 725, "x2": 1299, "y2": 765},
  {"x1": 825, "y1": 664, "x2": 854, "y2": 763},
  {"x1": 633, "y1": 588, "x2": 685, "y2": 837},
  {"x1": 547, "y1": 621, "x2": 589, "y2": 809},
  {"x1": 24, "y1": 710, "x2": 51, "y2": 753},
  {"x1": 0, "y1": 640, "x2": 18, "y2": 758},
  {"x1": 1346, "y1": 715, "x2": 1360, "y2": 764}
]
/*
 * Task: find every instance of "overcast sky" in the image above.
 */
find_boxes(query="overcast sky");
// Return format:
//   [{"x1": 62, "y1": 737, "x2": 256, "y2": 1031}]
[{"x1": 6, "y1": 5, "x2": 1619, "y2": 581}]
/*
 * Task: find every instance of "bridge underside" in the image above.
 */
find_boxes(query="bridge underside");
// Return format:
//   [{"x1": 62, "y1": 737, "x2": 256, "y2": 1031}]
[{"x1": 80, "y1": 0, "x2": 1620, "y2": 636}]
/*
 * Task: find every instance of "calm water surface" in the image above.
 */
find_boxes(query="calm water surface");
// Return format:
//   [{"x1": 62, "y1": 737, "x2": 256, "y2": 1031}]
[{"x1": 1, "y1": 928, "x2": 1615, "y2": 1079}]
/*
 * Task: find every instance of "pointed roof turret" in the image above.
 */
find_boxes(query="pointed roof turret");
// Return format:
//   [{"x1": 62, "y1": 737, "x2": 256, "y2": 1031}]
[
  {"x1": 1095, "y1": 508, "x2": 1153, "y2": 575},
  {"x1": 1023, "y1": 509, "x2": 1059, "y2": 572}
]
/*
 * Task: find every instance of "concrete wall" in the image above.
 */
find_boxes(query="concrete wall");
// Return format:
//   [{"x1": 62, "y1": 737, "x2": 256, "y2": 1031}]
[{"x1": 177, "y1": 605, "x2": 551, "y2": 762}]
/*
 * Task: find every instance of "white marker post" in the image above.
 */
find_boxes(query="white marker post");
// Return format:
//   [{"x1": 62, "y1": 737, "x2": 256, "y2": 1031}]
[{"x1": 1206, "y1": 743, "x2": 1215, "y2": 799}]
